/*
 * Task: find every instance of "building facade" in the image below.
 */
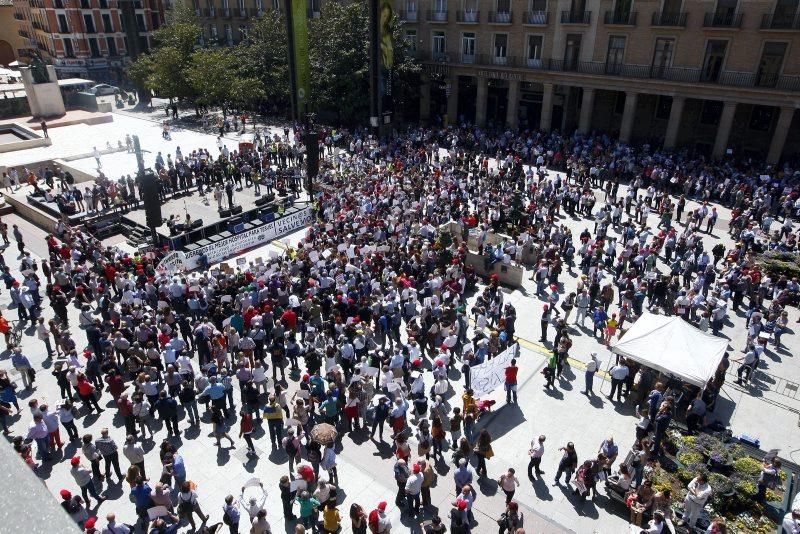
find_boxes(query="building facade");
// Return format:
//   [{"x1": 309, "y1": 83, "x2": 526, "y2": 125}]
[
  {"x1": 185, "y1": 0, "x2": 279, "y2": 46},
  {"x1": 12, "y1": 0, "x2": 166, "y2": 81},
  {"x1": 0, "y1": 0, "x2": 28, "y2": 65},
  {"x1": 398, "y1": 0, "x2": 800, "y2": 162}
]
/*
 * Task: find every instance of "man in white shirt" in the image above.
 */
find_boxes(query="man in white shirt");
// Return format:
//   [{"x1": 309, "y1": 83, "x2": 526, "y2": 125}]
[
  {"x1": 679, "y1": 473, "x2": 712, "y2": 528},
  {"x1": 527, "y1": 435, "x2": 546, "y2": 479}
]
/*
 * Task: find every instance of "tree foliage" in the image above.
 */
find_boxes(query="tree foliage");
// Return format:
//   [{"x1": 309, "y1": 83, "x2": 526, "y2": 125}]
[{"x1": 236, "y1": 12, "x2": 290, "y2": 106}]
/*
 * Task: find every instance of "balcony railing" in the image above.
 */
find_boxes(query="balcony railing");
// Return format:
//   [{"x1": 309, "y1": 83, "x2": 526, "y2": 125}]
[
  {"x1": 560, "y1": 10, "x2": 590, "y2": 24},
  {"x1": 703, "y1": 12, "x2": 742, "y2": 27},
  {"x1": 461, "y1": 53, "x2": 475, "y2": 64},
  {"x1": 456, "y1": 10, "x2": 479, "y2": 22},
  {"x1": 204, "y1": 7, "x2": 216, "y2": 17},
  {"x1": 487, "y1": 10, "x2": 512, "y2": 23},
  {"x1": 222, "y1": 8, "x2": 232, "y2": 17},
  {"x1": 417, "y1": 53, "x2": 800, "y2": 92},
  {"x1": 426, "y1": 9, "x2": 448, "y2": 22},
  {"x1": 651, "y1": 11, "x2": 687, "y2": 26},
  {"x1": 307, "y1": 9, "x2": 320, "y2": 18},
  {"x1": 398, "y1": 9, "x2": 419, "y2": 21},
  {"x1": 13, "y1": 12, "x2": 24, "y2": 20},
  {"x1": 523, "y1": 10, "x2": 549, "y2": 24},
  {"x1": 604, "y1": 10, "x2": 637, "y2": 25},
  {"x1": 18, "y1": 29, "x2": 29, "y2": 38},
  {"x1": 760, "y1": 13, "x2": 800, "y2": 29},
  {"x1": 238, "y1": 8, "x2": 249, "y2": 18}
]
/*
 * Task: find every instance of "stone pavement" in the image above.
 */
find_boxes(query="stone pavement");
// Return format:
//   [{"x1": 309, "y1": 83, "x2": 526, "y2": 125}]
[{"x1": 0, "y1": 113, "x2": 799, "y2": 533}]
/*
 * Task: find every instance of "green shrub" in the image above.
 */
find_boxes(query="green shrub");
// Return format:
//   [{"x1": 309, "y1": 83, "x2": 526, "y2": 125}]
[{"x1": 733, "y1": 457, "x2": 762, "y2": 479}]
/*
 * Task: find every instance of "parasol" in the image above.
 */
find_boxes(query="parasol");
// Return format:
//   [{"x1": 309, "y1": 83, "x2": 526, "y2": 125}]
[{"x1": 309, "y1": 423, "x2": 338, "y2": 445}]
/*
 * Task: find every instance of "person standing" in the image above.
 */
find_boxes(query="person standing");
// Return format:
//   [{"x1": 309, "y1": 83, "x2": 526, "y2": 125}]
[
  {"x1": 40, "y1": 120, "x2": 48, "y2": 138},
  {"x1": 239, "y1": 409, "x2": 256, "y2": 455},
  {"x1": 36, "y1": 317, "x2": 54, "y2": 358},
  {"x1": 70, "y1": 456, "x2": 105, "y2": 508},
  {"x1": 122, "y1": 435, "x2": 146, "y2": 479},
  {"x1": 554, "y1": 442, "x2": 578, "y2": 485},
  {"x1": 26, "y1": 412, "x2": 51, "y2": 461},
  {"x1": 222, "y1": 494, "x2": 240, "y2": 534},
  {"x1": 474, "y1": 428, "x2": 493, "y2": 477},
  {"x1": 504, "y1": 358, "x2": 518, "y2": 404},
  {"x1": 527, "y1": 435, "x2": 546, "y2": 479},
  {"x1": 540, "y1": 304, "x2": 551, "y2": 342},
  {"x1": 608, "y1": 359, "x2": 629, "y2": 402},
  {"x1": 405, "y1": 462, "x2": 423, "y2": 516},
  {"x1": 153, "y1": 391, "x2": 180, "y2": 436},
  {"x1": 11, "y1": 347, "x2": 34, "y2": 390},
  {"x1": 95, "y1": 427, "x2": 124, "y2": 481},
  {"x1": 679, "y1": 473, "x2": 712, "y2": 529},
  {"x1": 583, "y1": 352, "x2": 599, "y2": 395}
]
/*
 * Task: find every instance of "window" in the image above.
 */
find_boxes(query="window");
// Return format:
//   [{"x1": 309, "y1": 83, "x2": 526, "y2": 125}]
[
  {"x1": 774, "y1": 0, "x2": 799, "y2": 24},
  {"x1": 432, "y1": 30, "x2": 446, "y2": 58},
  {"x1": 757, "y1": 41, "x2": 787, "y2": 87},
  {"x1": 84, "y1": 14, "x2": 96, "y2": 33},
  {"x1": 405, "y1": 29, "x2": 417, "y2": 52},
  {"x1": 662, "y1": 0, "x2": 681, "y2": 14},
  {"x1": 700, "y1": 100, "x2": 722, "y2": 125},
  {"x1": 406, "y1": 0, "x2": 418, "y2": 13},
  {"x1": 88, "y1": 37, "x2": 100, "y2": 57},
  {"x1": 58, "y1": 14, "x2": 69, "y2": 33},
  {"x1": 526, "y1": 35, "x2": 543, "y2": 67},
  {"x1": 106, "y1": 36, "x2": 117, "y2": 55},
  {"x1": 748, "y1": 105, "x2": 774, "y2": 131},
  {"x1": 614, "y1": 92, "x2": 626, "y2": 114},
  {"x1": 271, "y1": 0, "x2": 280, "y2": 11},
  {"x1": 613, "y1": 0, "x2": 632, "y2": 17},
  {"x1": 714, "y1": 0, "x2": 737, "y2": 19},
  {"x1": 80, "y1": 0, "x2": 90, "y2": 8},
  {"x1": 655, "y1": 95, "x2": 672, "y2": 120},
  {"x1": 701, "y1": 39, "x2": 727, "y2": 82},
  {"x1": 606, "y1": 35, "x2": 626, "y2": 74},
  {"x1": 497, "y1": 0, "x2": 511, "y2": 13},
  {"x1": 222, "y1": 0, "x2": 230, "y2": 9},
  {"x1": 493, "y1": 33, "x2": 507, "y2": 64},
  {"x1": 570, "y1": 0, "x2": 585, "y2": 12},
  {"x1": 564, "y1": 33, "x2": 581, "y2": 69},
  {"x1": 63, "y1": 38, "x2": 75, "y2": 57},
  {"x1": 151, "y1": 12, "x2": 160, "y2": 30},
  {"x1": 530, "y1": 0, "x2": 546, "y2": 10},
  {"x1": 225, "y1": 24, "x2": 233, "y2": 45},
  {"x1": 461, "y1": 32, "x2": 475, "y2": 63},
  {"x1": 434, "y1": 0, "x2": 447, "y2": 12},
  {"x1": 651, "y1": 37, "x2": 674, "y2": 77},
  {"x1": 102, "y1": 13, "x2": 112, "y2": 32},
  {"x1": 136, "y1": 14, "x2": 146, "y2": 32},
  {"x1": 99, "y1": 0, "x2": 108, "y2": 7}
]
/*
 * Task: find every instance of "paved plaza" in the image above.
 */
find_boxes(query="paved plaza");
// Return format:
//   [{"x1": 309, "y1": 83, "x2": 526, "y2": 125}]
[{"x1": 0, "y1": 109, "x2": 798, "y2": 534}]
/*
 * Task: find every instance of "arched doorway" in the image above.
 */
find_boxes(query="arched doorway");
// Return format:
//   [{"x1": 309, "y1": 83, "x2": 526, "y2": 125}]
[{"x1": 0, "y1": 41, "x2": 14, "y2": 67}]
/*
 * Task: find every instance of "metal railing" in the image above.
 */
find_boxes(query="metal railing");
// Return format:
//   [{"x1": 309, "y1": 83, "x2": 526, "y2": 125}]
[
  {"x1": 417, "y1": 52, "x2": 800, "y2": 92},
  {"x1": 307, "y1": 8, "x2": 320, "y2": 18},
  {"x1": 487, "y1": 10, "x2": 512, "y2": 23},
  {"x1": 456, "y1": 10, "x2": 479, "y2": 22},
  {"x1": 560, "y1": 10, "x2": 590, "y2": 23},
  {"x1": 651, "y1": 11, "x2": 687, "y2": 26},
  {"x1": 203, "y1": 7, "x2": 216, "y2": 17},
  {"x1": 703, "y1": 11, "x2": 743, "y2": 27},
  {"x1": 760, "y1": 13, "x2": 800, "y2": 29},
  {"x1": 426, "y1": 9, "x2": 448, "y2": 22},
  {"x1": 523, "y1": 10, "x2": 549, "y2": 24},
  {"x1": 604, "y1": 10, "x2": 636, "y2": 25},
  {"x1": 222, "y1": 7, "x2": 232, "y2": 17}
]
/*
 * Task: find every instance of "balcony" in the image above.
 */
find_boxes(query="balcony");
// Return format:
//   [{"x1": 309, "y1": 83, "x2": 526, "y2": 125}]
[
  {"x1": 487, "y1": 10, "x2": 512, "y2": 23},
  {"x1": 13, "y1": 12, "x2": 24, "y2": 20},
  {"x1": 204, "y1": 7, "x2": 216, "y2": 17},
  {"x1": 59, "y1": 25, "x2": 70, "y2": 33},
  {"x1": 426, "y1": 9, "x2": 448, "y2": 22},
  {"x1": 560, "y1": 10, "x2": 590, "y2": 24},
  {"x1": 222, "y1": 8, "x2": 232, "y2": 18},
  {"x1": 398, "y1": 9, "x2": 419, "y2": 21},
  {"x1": 18, "y1": 29, "x2": 29, "y2": 38},
  {"x1": 651, "y1": 11, "x2": 687, "y2": 26},
  {"x1": 523, "y1": 10, "x2": 549, "y2": 24},
  {"x1": 238, "y1": 8, "x2": 249, "y2": 18},
  {"x1": 417, "y1": 52, "x2": 800, "y2": 92},
  {"x1": 307, "y1": 9, "x2": 320, "y2": 18},
  {"x1": 456, "y1": 10, "x2": 479, "y2": 22},
  {"x1": 604, "y1": 10, "x2": 637, "y2": 25},
  {"x1": 703, "y1": 12, "x2": 742, "y2": 28},
  {"x1": 760, "y1": 13, "x2": 800, "y2": 29},
  {"x1": 54, "y1": 0, "x2": 65, "y2": 7}
]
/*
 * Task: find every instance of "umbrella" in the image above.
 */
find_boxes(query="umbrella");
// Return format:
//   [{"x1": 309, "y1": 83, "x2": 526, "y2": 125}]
[{"x1": 310, "y1": 423, "x2": 338, "y2": 445}]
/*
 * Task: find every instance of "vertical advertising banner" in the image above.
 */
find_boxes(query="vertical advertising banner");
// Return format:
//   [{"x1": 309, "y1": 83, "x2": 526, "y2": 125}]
[
  {"x1": 379, "y1": 0, "x2": 394, "y2": 120},
  {"x1": 291, "y1": 0, "x2": 311, "y2": 115}
]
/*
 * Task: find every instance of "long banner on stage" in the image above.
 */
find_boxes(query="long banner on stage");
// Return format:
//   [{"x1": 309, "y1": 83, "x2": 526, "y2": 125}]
[
  {"x1": 182, "y1": 207, "x2": 313, "y2": 270},
  {"x1": 470, "y1": 343, "x2": 520, "y2": 398}
]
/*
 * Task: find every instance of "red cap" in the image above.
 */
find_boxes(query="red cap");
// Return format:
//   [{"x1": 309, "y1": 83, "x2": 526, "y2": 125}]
[
  {"x1": 70, "y1": 455, "x2": 80, "y2": 465},
  {"x1": 377, "y1": 501, "x2": 387, "y2": 511},
  {"x1": 302, "y1": 374, "x2": 310, "y2": 381},
  {"x1": 84, "y1": 517, "x2": 97, "y2": 528},
  {"x1": 412, "y1": 463, "x2": 421, "y2": 473},
  {"x1": 543, "y1": 304, "x2": 549, "y2": 310},
  {"x1": 457, "y1": 499, "x2": 468, "y2": 510},
  {"x1": 59, "y1": 489, "x2": 72, "y2": 499}
]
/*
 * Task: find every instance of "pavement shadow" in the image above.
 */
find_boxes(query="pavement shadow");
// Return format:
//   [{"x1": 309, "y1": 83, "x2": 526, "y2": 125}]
[
  {"x1": 477, "y1": 403, "x2": 526, "y2": 441},
  {"x1": 531, "y1": 477, "x2": 553, "y2": 501}
]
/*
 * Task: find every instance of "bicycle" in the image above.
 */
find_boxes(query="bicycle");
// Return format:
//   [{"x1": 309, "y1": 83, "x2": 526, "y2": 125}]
[{"x1": 8, "y1": 320, "x2": 22, "y2": 348}]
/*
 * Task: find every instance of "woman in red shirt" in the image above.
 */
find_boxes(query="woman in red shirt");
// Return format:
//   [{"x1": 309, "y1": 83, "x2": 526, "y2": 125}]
[
  {"x1": 76, "y1": 373, "x2": 104, "y2": 414},
  {"x1": 239, "y1": 410, "x2": 255, "y2": 455}
]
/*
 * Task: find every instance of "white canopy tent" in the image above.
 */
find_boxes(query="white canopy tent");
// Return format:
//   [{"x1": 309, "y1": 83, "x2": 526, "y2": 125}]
[{"x1": 610, "y1": 313, "x2": 728, "y2": 388}]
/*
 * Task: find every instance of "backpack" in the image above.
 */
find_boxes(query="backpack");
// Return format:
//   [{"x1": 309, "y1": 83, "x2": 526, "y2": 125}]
[
  {"x1": 284, "y1": 438, "x2": 298, "y2": 458},
  {"x1": 222, "y1": 506, "x2": 232, "y2": 525}
]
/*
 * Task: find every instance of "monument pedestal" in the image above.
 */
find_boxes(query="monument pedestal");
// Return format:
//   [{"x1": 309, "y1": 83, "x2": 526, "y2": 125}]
[{"x1": 21, "y1": 65, "x2": 65, "y2": 118}]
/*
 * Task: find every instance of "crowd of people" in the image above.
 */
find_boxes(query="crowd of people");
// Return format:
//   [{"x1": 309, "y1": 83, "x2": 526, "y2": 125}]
[{"x1": 1, "y1": 120, "x2": 799, "y2": 534}]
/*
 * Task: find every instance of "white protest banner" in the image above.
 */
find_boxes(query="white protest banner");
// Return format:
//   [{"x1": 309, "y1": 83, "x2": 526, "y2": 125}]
[
  {"x1": 273, "y1": 207, "x2": 313, "y2": 237},
  {"x1": 156, "y1": 251, "x2": 188, "y2": 275},
  {"x1": 470, "y1": 343, "x2": 520, "y2": 398}
]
